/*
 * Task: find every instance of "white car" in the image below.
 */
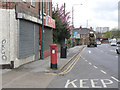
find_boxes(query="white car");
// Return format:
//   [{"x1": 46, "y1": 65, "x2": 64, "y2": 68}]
[
  {"x1": 97, "y1": 41, "x2": 101, "y2": 45},
  {"x1": 111, "y1": 40, "x2": 117, "y2": 46}
]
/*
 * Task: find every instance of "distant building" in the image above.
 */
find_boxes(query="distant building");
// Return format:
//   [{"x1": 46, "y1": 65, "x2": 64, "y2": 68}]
[
  {"x1": 96, "y1": 27, "x2": 109, "y2": 33},
  {"x1": 72, "y1": 27, "x2": 95, "y2": 45}
]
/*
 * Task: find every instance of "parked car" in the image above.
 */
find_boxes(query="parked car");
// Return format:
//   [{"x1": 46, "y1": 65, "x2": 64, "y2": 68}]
[
  {"x1": 116, "y1": 41, "x2": 120, "y2": 54},
  {"x1": 97, "y1": 41, "x2": 101, "y2": 45},
  {"x1": 111, "y1": 39, "x2": 117, "y2": 46}
]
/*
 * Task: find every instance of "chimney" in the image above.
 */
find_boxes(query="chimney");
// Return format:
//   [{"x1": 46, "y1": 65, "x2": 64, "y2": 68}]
[
  {"x1": 80, "y1": 26, "x2": 82, "y2": 30},
  {"x1": 90, "y1": 27, "x2": 92, "y2": 30}
]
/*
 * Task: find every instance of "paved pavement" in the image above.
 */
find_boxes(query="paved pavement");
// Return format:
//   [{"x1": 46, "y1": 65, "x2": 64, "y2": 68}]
[{"x1": 2, "y1": 45, "x2": 85, "y2": 88}]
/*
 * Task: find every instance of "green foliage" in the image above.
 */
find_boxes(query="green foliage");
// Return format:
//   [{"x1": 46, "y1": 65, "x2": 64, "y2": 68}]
[
  {"x1": 103, "y1": 28, "x2": 120, "y2": 39},
  {"x1": 52, "y1": 6, "x2": 70, "y2": 44},
  {"x1": 68, "y1": 39, "x2": 71, "y2": 45}
]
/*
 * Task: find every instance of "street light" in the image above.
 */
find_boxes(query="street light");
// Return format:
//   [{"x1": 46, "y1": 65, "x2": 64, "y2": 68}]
[
  {"x1": 86, "y1": 19, "x2": 92, "y2": 28},
  {"x1": 71, "y1": 4, "x2": 83, "y2": 47},
  {"x1": 86, "y1": 19, "x2": 88, "y2": 28},
  {"x1": 72, "y1": 4, "x2": 83, "y2": 27}
]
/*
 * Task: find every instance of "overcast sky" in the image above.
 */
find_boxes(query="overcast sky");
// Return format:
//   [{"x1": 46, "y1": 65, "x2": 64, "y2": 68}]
[{"x1": 52, "y1": 0, "x2": 119, "y2": 30}]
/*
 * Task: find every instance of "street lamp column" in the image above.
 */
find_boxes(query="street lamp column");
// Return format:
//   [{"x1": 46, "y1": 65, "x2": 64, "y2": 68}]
[
  {"x1": 72, "y1": 6, "x2": 74, "y2": 27},
  {"x1": 86, "y1": 19, "x2": 88, "y2": 28},
  {"x1": 72, "y1": 4, "x2": 83, "y2": 27},
  {"x1": 71, "y1": 4, "x2": 83, "y2": 47}
]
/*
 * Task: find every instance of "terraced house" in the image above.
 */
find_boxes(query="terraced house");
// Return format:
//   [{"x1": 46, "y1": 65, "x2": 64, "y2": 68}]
[{"x1": 0, "y1": 0, "x2": 55, "y2": 69}]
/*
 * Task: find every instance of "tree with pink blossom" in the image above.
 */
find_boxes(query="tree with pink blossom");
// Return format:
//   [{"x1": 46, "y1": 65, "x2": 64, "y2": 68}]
[{"x1": 52, "y1": 3, "x2": 72, "y2": 44}]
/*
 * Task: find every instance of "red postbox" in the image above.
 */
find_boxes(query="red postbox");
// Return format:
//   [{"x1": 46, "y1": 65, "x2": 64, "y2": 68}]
[{"x1": 49, "y1": 44, "x2": 57, "y2": 69}]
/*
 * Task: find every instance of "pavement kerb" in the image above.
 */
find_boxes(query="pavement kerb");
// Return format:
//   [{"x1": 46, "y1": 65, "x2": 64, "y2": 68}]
[
  {"x1": 49, "y1": 46, "x2": 85, "y2": 73},
  {"x1": 59, "y1": 46, "x2": 85, "y2": 71}
]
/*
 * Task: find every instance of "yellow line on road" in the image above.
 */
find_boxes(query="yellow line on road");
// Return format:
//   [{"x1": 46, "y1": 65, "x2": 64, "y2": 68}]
[
  {"x1": 58, "y1": 52, "x2": 80, "y2": 74},
  {"x1": 45, "y1": 47, "x2": 86, "y2": 76},
  {"x1": 58, "y1": 47, "x2": 86, "y2": 75},
  {"x1": 45, "y1": 73, "x2": 57, "y2": 75}
]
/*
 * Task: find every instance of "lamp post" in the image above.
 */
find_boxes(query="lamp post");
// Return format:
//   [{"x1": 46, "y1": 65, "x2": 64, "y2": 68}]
[
  {"x1": 71, "y1": 4, "x2": 83, "y2": 47},
  {"x1": 42, "y1": 0, "x2": 44, "y2": 59},
  {"x1": 72, "y1": 4, "x2": 83, "y2": 27},
  {"x1": 86, "y1": 19, "x2": 88, "y2": 28},
  {"x1": 86, "y1": 19, "x2": 92, "y2": 28}
]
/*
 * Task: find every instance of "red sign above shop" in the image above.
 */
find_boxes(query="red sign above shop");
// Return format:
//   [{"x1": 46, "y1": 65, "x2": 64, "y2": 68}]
[{"x1": 44, "y1": 16, "x2": 55, "y2": 28}]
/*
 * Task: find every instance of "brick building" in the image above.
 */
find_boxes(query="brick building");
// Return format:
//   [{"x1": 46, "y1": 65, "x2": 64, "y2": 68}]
[
  {"x1": 72, "y1": 27, "x2": 95, "y2": 45},
  {"x1": 0, "y1": 0, "x2": 55, "y2": 68}
]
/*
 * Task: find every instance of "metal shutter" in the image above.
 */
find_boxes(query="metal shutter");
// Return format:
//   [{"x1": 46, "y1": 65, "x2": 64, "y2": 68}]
[
  {"x1": 18, "y1": 20, "x2": 34, "y2": 59},
  {"x1": 34, "y1": 24, "x2": 40, "y2": 60}
]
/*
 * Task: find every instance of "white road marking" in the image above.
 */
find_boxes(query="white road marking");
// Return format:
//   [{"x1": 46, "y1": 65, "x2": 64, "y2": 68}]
[
  {"x1": 89, "y1": 62, "x2": 92, "y2": 65},
  {"x1": 111, "y1": 76, "x2": 120, "y2": 82},
  {"x1": 85, "y1": 60, "x2": 88, "y2": 62},
  {"x1": 80, "y1": 79, "x2": 89, "y2": 88},
  {"x1": 115, "y1": 56, "x2": 118, "y2": 58},
  {"x1": 65, "y1": 79, "x2": 78, "y2": 88},
  {"x1": 100, "y1": 70, "x2": 107, "y2": 74},
  {"x1": 91, "y1": 79, "x2": 102, "y2": 88},
  {"x1": 88, "y1": 50, "x2": 91, "y2": 54},
  {"x1": 65, "y1": 79, "x2": 114, "y2": 88},
  {"x1": 101, "y1": 79, "x2": 113, "y2": 88},
  {"x1": 93, "y1": 65, "x2": 98, "y2": 69}
]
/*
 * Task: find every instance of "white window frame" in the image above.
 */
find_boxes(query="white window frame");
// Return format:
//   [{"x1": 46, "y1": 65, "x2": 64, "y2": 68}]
[
  {"x1": 31, "y1": 0, "x2": 35, "y2": 7},
  {"x1": 22, "y1": 0, "x2": 26, "y2": 2}
]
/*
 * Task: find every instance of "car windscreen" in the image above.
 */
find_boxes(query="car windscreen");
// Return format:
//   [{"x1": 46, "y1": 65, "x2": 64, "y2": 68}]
[{"x1": 112, "y1": 41, "x2": 116, "y2": 43}]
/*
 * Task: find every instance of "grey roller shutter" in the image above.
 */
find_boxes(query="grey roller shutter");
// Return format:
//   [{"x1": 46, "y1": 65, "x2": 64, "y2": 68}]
[
  {"x1": 34, "y1": 24, "x2": 40, "y2": 60},
  {"x1": 18, "y1": 20, "x2": 34, "y2": 59}
]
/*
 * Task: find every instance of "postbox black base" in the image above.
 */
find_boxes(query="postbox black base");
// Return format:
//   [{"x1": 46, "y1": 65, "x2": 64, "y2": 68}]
[{"x1": 51, "y1": 63, "x2": 57, "y2": 69}]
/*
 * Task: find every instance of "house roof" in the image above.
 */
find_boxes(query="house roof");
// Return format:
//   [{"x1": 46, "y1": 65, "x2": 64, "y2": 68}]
[{"x1": 72, "y1": 28, "x2": 95, "y2": 35}]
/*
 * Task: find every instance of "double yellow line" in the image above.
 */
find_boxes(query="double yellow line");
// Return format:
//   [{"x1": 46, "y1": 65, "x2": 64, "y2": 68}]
[
  {"x1": 58, "y1": 47, "x2": 86, "y2": 75},
  {"x1": 46, "y1": 47, "x2": 86, "y2": 75}
]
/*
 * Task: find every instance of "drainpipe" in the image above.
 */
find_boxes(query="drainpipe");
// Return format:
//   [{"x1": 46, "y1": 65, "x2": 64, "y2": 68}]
[
  {"x1": 42, "y1": 0, "x2": 44, "y2": 59},
  {"x1": 39, "y1": 0, "x2": 41, "y2": 59},
  {"x1": 39, "y1": 1, "x2": 40, "y2": 19},
  {"x1": 6, "y1": 0, "x2": 7, "y2": 9}
]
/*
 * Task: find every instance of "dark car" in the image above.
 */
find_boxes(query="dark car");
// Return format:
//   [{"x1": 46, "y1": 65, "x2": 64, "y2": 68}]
[{"x1": 116, "y1": 41, "x2": 120, "y2": 54}]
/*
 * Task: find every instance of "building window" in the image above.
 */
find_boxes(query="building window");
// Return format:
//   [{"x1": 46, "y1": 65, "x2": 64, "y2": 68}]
[
  {"x1": 47, "y1": 0, "x2": 49, "y2": 16},
  {"x1": 22, "y1": 0, "x2": 26, "y2": 2},
  {"x1": 44, "y1": 2, "x2": 46, "y2": 14},
  {"x1": 31, "y1": 0, "x2": 35, "y2": 7}
]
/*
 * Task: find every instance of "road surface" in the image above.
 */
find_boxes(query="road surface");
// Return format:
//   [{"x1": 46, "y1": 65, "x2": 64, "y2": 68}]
[{"x1": 47, "y1": 44, "x2": 119, "y2": 88}]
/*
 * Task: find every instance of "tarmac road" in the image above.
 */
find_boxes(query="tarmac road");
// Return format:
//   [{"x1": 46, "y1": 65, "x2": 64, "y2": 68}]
[
  {"x1": 47, "y1": 44, "x2": 119, "y2": 88},
  {"x1": 2, "y1": 44, "x2": 119, "y2": 89}
]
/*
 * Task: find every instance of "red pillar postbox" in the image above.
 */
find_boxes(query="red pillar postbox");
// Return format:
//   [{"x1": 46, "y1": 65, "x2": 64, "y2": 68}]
[{"x1": 49, "y1": 44, "x2": 57, "y2": 69}]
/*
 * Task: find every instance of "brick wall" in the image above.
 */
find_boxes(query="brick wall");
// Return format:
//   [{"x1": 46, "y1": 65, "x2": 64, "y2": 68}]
[
  {"x1": 0, "y1": 1, "x2": 52, "y2": 18},
  {"x1": 40, "y1": 0, "x2": 52, "y2": 17},
  {"x1": 0, "y1": 2, "x2": 15, "y2": 9},
  {"x1": 15, "y1": 2, "x2": 39, "y2": 18}
]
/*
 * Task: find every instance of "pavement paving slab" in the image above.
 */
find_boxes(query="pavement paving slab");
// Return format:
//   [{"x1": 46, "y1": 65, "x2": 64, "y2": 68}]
[{"x1": 2, "y1": 45, "x2": 85, "y2": 88}]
